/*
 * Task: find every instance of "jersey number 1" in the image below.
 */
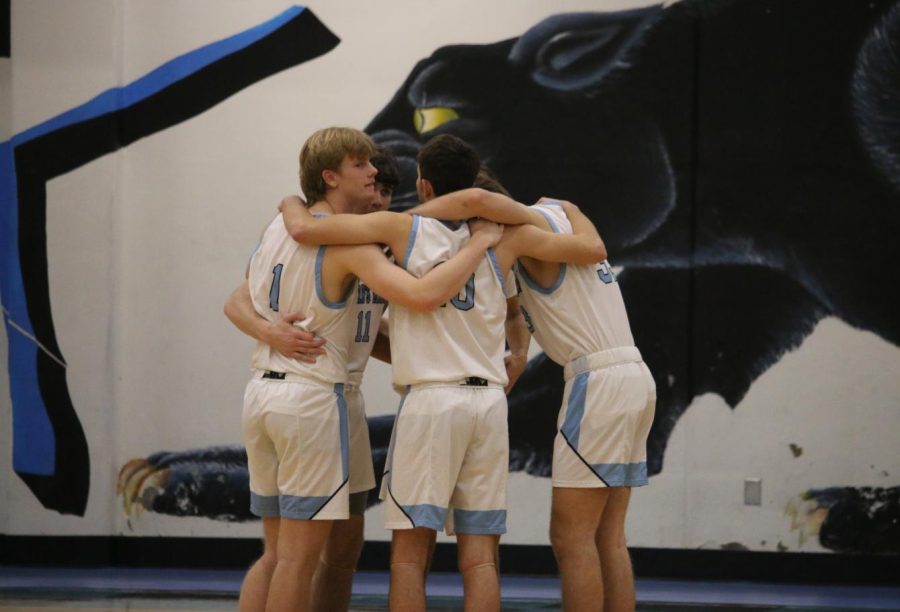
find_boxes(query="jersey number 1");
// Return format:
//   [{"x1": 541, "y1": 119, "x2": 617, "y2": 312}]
[{"x1": 269, "y1": 264, "x2": 283, "y2": 311}]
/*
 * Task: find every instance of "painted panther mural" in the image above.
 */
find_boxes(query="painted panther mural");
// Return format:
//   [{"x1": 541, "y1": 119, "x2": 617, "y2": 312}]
[
  {"x1": 3, "y1": 1, "x2": 897, "y2": 553},
  {"x1": 116, "y1": 0, "x2": 900, "y2": 553}
]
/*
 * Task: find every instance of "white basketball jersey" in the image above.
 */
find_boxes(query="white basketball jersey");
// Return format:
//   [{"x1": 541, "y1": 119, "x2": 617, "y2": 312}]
[
  {"x1": 346, "y1": 280, "x2": 387, "y2": 385},
  {"x1": 390, "y1": 216, "x2": 511, "y2": 386},
  {"x1": 515, "y1": 203, "x2": 635, "y2": 366},
  {"x1": 247, "y1": 213, "x2": 355, "y2": 384}
]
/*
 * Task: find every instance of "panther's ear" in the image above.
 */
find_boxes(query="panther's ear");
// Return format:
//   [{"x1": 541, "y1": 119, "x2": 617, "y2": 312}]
[{"x1": 509, "y1": 7, "x2": 663, "y2": 92}]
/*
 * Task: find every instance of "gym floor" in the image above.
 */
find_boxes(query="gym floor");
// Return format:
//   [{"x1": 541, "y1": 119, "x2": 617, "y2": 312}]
[{"x1": 1, "y1": 566, "x2": 899, "y2": 611}]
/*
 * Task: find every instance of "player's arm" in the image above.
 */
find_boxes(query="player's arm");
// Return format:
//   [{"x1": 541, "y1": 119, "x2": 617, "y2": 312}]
[
  {"x1": 504, "y1": 205, "x2": 606, "y2": 265},
  {"x1": 557, "y1": 199, "x2": 607, "y2": 261},
  {"x1": 223, "y1": 279, "x2": 326, "y2": 363},
  {"x1": 504, "y1": 296, "x2": 530, "y2": 394},
  {"x1": 281, "y1": 195, "x2": 410, "y2": 247},
  {"x1": 407, "y1": 188, "x2": 545, "y2": 226},
  {"x1": 340, "y1": 221, "x2": 502, "y2": 312},
  {"x1": 370, "y1": 316, "x2": 391, "y2": 364}
]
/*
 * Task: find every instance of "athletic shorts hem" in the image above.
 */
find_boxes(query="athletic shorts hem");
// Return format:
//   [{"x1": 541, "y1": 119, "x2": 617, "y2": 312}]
[
  {"x1": 384, "y1": 520, "x2": 440, "y2": 532},
  {"x1": 552, "y1": 478, "x2": 648, "y2": 488},
  {"x1": 250, "y1": 505, "x2": 281, "y2": 518},
  {"x1": 453, "y1": 526, "x2": 507, "y2": 535},
  {"x1": 279, "y1": 510, "x2": 349, "y2": 521}
]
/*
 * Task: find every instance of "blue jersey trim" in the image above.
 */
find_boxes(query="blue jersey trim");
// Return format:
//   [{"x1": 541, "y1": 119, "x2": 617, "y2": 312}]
[
  {"x1": 486, "y1": 248, "x2": 507, "y2": 295},
  {"x1": 402, "y1": 215, "x2": 421, "y2": 270},
  {"x1": 515, "y1": 206, "x2": 566, "y2": 294},
  {"x1": 315, "y1": 246, "x2": 349, "y2": 309},
  {"x1": 535, "y1": 206, "x2": 560, "y2": 232},
  {"x1": 453, "y1": 509, "x2": 507, "y2": 534}
]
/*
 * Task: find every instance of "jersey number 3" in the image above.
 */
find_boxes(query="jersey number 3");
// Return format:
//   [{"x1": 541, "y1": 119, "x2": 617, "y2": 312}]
[{"x1": 596, "y1": 261, "x2": 616, "y2": 285}]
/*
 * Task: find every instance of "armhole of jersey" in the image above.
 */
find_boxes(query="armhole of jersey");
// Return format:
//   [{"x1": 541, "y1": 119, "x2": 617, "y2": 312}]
[
  {"x1": 486, "y1": 248, "x2": 510, "y2": 296},
  {"x1": 517, "y1": 207, "x2": 567, "y2": 294},
  {"x1": 401, "y1": 215, "x2": 421, "y2": 270},
  {"x1": 315, "y1": 245, "x2": 349, "y2": 309}
]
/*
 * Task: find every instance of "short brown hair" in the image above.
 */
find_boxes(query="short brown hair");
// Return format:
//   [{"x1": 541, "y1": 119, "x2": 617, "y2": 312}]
[
  {"x1": 299, "y1": 127, "x2": 376, "y2": 203},
  {"x1": 417, "y1": 134, "x2": 480, "y2": 197}
]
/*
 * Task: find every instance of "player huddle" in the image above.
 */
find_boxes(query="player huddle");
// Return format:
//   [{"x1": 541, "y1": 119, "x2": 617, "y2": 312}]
[{"x1": 225, "y1": 127, "x2": 656, "y2": 612}]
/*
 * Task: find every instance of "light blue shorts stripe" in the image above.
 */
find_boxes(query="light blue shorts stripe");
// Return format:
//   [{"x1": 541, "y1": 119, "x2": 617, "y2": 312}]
[
  {"x1": 250, "y1": 492, "x2": 280, "y2": 518},
  {"x1": 453, "y1": 508, "x2": 507, "y2": 534},
  {"x1": 402, "y1": 503, "x2": 448, "y2": 531},
  {"x1": 590, "y1": 462, "x2": 648, "y2": 487},
  {"x1": 560, "y1": 372, "x2": 589, "y2": 449}
]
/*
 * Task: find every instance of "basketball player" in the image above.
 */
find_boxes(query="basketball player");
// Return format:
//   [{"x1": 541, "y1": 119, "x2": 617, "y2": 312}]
[
  {"x1": 224, "y1": 147, "x2": 398, "y2": 612},
  {"x1": 409, "y1": 180, "x2": 656, "y2": 612},
  {"x1": 278, "y1": 135, "x2": 603, "y2": 611},
  {"x1": 234, "y1": 128, "x2": 501, "y2": 612}
]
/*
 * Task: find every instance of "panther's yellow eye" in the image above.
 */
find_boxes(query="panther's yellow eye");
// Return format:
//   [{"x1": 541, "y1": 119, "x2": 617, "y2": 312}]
[{"x1": 413, "y1": 107, "x2": 459, "y2": 133}]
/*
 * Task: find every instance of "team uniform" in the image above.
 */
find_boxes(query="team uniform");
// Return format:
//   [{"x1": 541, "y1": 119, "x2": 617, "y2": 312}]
[
  {"x1": 382, "y1": 216, "x2": 514, "y2": 534},
  {"x1": 243, "y1": 212, "x2": 358, "y2": 520},
  {"x1": 516, "y1": 202, "x2": 656, "y2": 488},
  {"x1": 343, "y1": 281, "x2": 385, "y2": 502}
]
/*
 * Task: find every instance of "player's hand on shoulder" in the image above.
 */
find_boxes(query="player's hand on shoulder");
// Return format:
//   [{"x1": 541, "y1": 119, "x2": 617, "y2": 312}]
[
  {"x1": 467, "y1": 218, "x2": 503, "y2": 247},
  {"x1": 277, "y1": 194, "x2": 306, "y2": 213}
]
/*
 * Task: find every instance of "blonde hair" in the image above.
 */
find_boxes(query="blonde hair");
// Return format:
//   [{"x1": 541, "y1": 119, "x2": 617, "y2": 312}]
[{"x1": 299, "y1": 127, "x2": 376, "y2": 203}]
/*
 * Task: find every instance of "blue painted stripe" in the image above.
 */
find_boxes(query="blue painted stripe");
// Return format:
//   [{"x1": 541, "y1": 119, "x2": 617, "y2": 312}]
[
  {"x1": 560, "y1": 372, "x2": 589, "y2": 450},
  {"x1": 2, "y1": 139, "x2": 54, "y2": 474},
  {"x1": 8, "y1": 326, "x2": 54, "y2": 474},
  {"x1": 453, "y1": 509, "x2": 507, "y2": 534},
  {"x1": 250, "y1": 492, "x2": 280, "y2": 517},
  {"x1": 402, "y1": 215, "x2": 420, "y2": 270},
  {"x1": 402, "y1": 503, "x2": 448, "y2": 530},
  {"x1": 315, "y1": 246, "x2": 347, "y2": 309},
  {"x1": 0, "y1": 5, "x2": 316, "y2": 479},
  {"x1": 334, "y1": 383, "x2": 349, "y2": 481},
  {"x1": 589, "y1": 462, "x2": 648, "y2": 487},
  {"x1": 486, "y1": 248, "x2": 507, "y2": 295},
  {"x1": 9, "y1": 6, "x2": 307, "y2": 148}
]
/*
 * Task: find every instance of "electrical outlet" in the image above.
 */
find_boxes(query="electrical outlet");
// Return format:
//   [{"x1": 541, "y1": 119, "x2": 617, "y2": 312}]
[{"x1": 744, "y1": 478, "x2": 762, "y2": 506}]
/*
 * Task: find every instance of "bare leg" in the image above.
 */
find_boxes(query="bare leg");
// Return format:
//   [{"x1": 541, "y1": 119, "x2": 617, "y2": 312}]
[
  {"x1": 550, "y1": 487, "x2": 610, "y2": 612},
  {"x1": 389, "y1": 527, "x2": 435, "y2": 612},
  {"x1": 595, "y1": 487, "x2": 635, "y2": 612},
  {"x1": 239, "y1": 517, "x2": 280, "y2": 612},
  {"x1": 457, "y1": 533, "x2": 501, "y2": 612},
  {"x1": 265, "y1": 518, "x2": 334, "y2": 612},
  {"x1": 310, "y1": 515, "x2": 364, "y2": 612}
]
